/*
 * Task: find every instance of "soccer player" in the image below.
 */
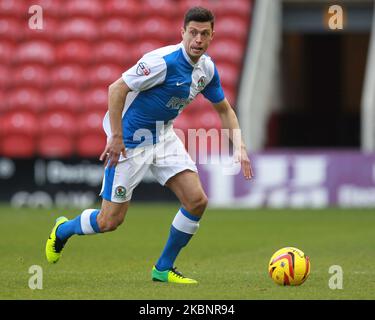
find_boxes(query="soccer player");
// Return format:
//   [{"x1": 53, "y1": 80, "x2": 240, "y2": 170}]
[{"x1": 46, "y1": 7, "x2": 253, "y2": 284}]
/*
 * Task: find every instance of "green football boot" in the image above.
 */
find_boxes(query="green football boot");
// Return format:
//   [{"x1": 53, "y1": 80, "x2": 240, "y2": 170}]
[
  {"x1": 45, "y1": 217, "x2": 68, "y2": 264},
  {"x1": 152, "y1": 266, "x2": 198, "y2": 284}
]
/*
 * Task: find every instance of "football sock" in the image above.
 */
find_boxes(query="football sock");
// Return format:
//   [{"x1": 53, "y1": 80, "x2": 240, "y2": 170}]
[
  {"x1": 155, "y1": 207, "x2": 200, "y2": 271},
  {"x1": 56, "y1": 209, "x2": 101, "y2": 241}
]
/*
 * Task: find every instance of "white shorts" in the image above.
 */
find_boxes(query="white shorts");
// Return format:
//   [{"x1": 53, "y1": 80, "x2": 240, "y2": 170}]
[{"x1": 99, "y1": 131, "x2": 198, "y2": 203}]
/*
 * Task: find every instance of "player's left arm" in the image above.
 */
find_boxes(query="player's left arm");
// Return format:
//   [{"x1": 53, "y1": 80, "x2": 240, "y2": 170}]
[{"x1": 212, "y1": 98, "x2": 254, "y2": 180}]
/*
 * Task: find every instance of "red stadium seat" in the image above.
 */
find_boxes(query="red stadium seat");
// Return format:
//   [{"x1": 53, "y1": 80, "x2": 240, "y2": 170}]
[
  {"x1": 64, "y1": 0, "x2": 102, "y2": 18},
  {"x1": 191, "y1": 90, "x2": 236, "y2": 109},
  {"x1": 50, "y1": 64, "x2": 86, "y2": 88},
  {"x1": 185, "y1": 94, "x2": 212, "y2": 115},
  {"x1": 12, "y1": 64, "x2": 50, "y2": 88},
  {"x1": 141, "y1": 0, "x2": 178, "y2": 20},
  {"x1": 76, "y1": 133, "x2": 106, "y2": 158},
  {"x1": 0, "y1": 41, "x2": 15, "y2": 64},
  {"x1": 93, "y1": 41, "x2": 131, "y2": 66},
  {"x1": 32, "y1": 0, "x2": 62, "y2": 18},
  {"x1": 45, "y1": 87, "x2": 82, "y2": 113},
  {"x1": 78, "y1": 110, "x2": 106, "y2": 135},
  {"x1": 22, "y1": 17, "x2": 60, "y2": 42},
  {"x1": 0, "y1": 91, "x2": 6, "y2": 113},
  {"x1": 0, "y1": 110, "x2": 38, "y2": 158},
  {"x1": 39, "y1": 110, "x2": 77, "y2": 134},
  {"x1": 82, "y1": 87, "x2": 108, "y2": 112},
  {"x1": 0, "y1": 18, "x2": 23, "y2": 41},
  {"x1": 1, "y1": 135, "x2": 36, "y2": 158},
  {"x1": 220, "y1": 13, "x2": 250, "y2": 28},
  {"x1": 173, "y1": 110, "x2": 191, "y2": 132},
  {"x1": 56, "y1": 40, "x2": 92, "y2": 64},
  {"x1": 222, "y1": 86, "x2": 237, "y2": 106},
  {"x1": 208, "y1": 40, "x2": 244, "y2": 65},
  {"x1": 13, "y1": 41, "x2": 55, "y2": 65},
  {"x1": 0, "y1": 65, "x2": 10, "y2": 89},
  {"x1": 0, "y1": 110, "x2": 38, "y2": 135},
  {"x1": 191, "y1": 109, "x2": 224, "y2": 154},
  {"x1": 174, "y1": 99, "x2": 221, "y2": 131},
  {"x1": 215, "y1": 62, "x2": 239, "y2": 89},
  {"x1": 209, "y1": 0, "x2": 252, "y2": 21},
  {"x1": 38, "y1": 135, "x2": 75, "y2": 158},
  {"x1": 168, "y1": 19, "x2": 184, "y2": 43},
  {"x1": 214, "y1": 17, "x2": 249, "y2": 41},
  {"x1": 179, "y1": 0, "x2": 215, "y2": 13},
  {"x1": 87, "y1": 64, "x2": 122, "y2": 87},
  {"x1": 100, "y1": 18, "x2": 137, "y2": 42},
  {"x1": 132, "y1": 40, "x2": 166, "y2": 60},
  {"x1": 193, "y1": 109, "x2": 222, "y2": 131},
  {"x1": 104, "y1": 0, "x2": 141, "y2": 19},
  {"x1": 138, "y1": 17, "x2": 174, "y2": 42},
  {"x1": 0, "y1": 0, "x2": 27, "y2": 17},
  {"x1": 58, "y1": 18, "x2": 98, "y2": 41},
  {"x1": 172, "y1": 111, "x2": 190, "y2": 147},
  {"x1": 7, "y1": 88, "x2": 45, "y2": 113},
  {"x1": 38, "y1": 110, "x2": 77, "y2": 158},
  {"x1": 180, "y1": 0, "x2": 251, "y2": 22},
  {"x1": 176, "y1": 109, "x2": 223, "y2": 155}
]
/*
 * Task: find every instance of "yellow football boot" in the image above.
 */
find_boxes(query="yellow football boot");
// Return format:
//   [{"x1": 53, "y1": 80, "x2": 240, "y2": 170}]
[
  {"x1": 152, "y1": 266, "x2": 198, "y2": 284},
  {"x1": 45, "y1": 217, "x2": 68, "y2": 264}
]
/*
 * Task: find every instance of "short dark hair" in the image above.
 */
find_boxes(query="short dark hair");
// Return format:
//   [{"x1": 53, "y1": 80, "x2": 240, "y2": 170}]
[{"x1": 184, "y1": 6, "x2": 215, "y2": 30}]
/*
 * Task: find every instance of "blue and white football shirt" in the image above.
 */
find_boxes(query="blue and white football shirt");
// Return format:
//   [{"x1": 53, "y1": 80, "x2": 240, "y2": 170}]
[{"x1": 102, "y1": 42, "x2": 225, "y2": 148}]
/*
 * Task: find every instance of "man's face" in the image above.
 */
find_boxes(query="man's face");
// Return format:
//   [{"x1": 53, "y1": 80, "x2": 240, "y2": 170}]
[{"x1": 181, "y1": 21, "x2": 214, "y2": 63}]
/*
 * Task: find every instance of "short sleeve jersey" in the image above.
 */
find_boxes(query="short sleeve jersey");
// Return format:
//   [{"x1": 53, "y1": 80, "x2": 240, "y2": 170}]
[{"x1": 102, "y1": 42, "x2": 225, "y2": 148}]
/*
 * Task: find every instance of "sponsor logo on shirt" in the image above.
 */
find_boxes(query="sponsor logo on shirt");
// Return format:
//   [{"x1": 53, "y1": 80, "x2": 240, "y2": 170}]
[
  {"x1": 166, "y1": 97, "x2": 192, "y2": 111},
  {"x1": 136, "y1": 62, "x2": 151, "y2": 76}
]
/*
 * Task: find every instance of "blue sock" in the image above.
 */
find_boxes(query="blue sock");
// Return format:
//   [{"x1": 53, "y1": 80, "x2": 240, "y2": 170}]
[
  {"x1": 56, "y1": 209, "x2": 101, "y2": 241},
  {"x1": 155, "y1": 207, "x2": 200, "y2": 271}
]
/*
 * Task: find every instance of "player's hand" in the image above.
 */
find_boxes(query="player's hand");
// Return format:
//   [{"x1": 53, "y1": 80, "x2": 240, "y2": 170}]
[
  {"x1": 234, "y1": 146, "x2": 254, "y2": 180},
  {"x1": 99, "y1": 135, "x2": 126, "y2": 168}
]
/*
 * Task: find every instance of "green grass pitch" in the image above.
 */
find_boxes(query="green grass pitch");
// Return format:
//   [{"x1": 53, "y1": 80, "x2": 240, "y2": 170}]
[{"x1": 1, "y1": 203, "x2": 375, "y2": 299}]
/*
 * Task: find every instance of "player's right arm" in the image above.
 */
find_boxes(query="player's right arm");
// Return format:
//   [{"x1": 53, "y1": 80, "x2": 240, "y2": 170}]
[
  {"x1": 100, "y1": 78, "x2": 131, "y2": 168},
  {"x1": 100, "y1": 51, "x2": 166, "y2": 167}
]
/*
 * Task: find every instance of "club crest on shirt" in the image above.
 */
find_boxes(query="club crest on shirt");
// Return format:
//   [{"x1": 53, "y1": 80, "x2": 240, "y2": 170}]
[
  {"x1": 197, "y1": 76, "x2": 206, "y2": 90},
  {"x1": 114, "y1": 186, "x2": 126, "y2": 199},
  {"x1": 136, "y1": 62, "x2": 151, "y2": 76}
]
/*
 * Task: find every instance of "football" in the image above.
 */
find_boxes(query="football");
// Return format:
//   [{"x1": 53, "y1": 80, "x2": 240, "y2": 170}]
[{"x1": 268, "y1": 247, "x2": 310, "y2": 286}]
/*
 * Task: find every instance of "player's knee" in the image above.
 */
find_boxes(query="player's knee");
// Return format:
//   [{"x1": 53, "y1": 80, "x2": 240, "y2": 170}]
[{"x1": 186, "y1": 193, "x2": 208, "y2": 215}]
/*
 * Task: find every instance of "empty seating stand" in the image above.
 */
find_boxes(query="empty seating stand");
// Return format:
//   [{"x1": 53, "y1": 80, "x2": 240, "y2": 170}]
[{"x1": 0, "y1": 0, "x2": 252, "y2": 158}]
